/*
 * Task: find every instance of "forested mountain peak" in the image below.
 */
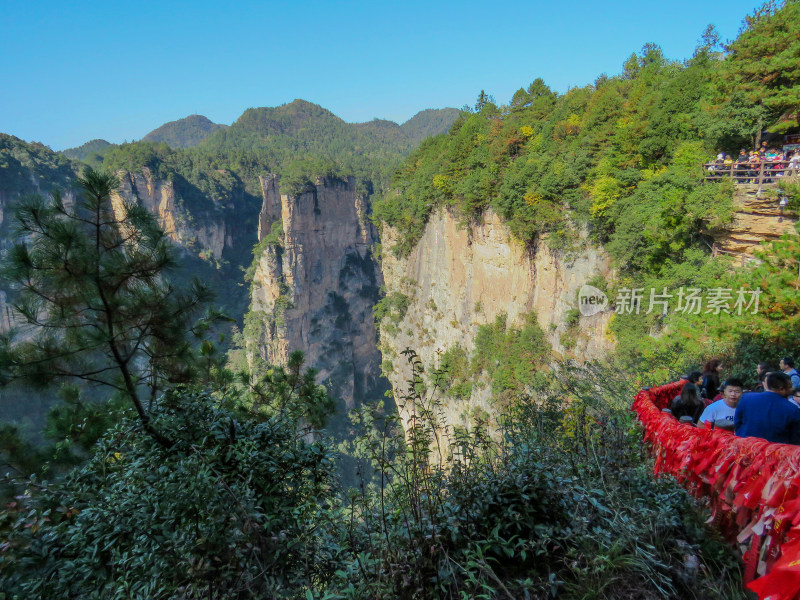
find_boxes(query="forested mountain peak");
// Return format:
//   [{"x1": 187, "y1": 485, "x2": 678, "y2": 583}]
[
  {"x1": 1, "y1": 133, "x2": 79, "y2": 196},
  {"x1": 61, "y1": 139, "x2": 114, "y2": 161},
  {"x1": 356, "y1": 118, "x2": 402, "y2": 131},
  {"x1": 142, "y1": 114, "x2": 227, "y2": 149},
  {"x1": 400, "y1": 107, "x2": 461, "y2": 145},
  {"x1": 229, "y1": 99, "x2": 343, "y2": 137}
]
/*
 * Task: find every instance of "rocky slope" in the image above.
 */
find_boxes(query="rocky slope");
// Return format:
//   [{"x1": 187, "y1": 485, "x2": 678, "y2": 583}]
[
  {"x1": 112, "y1": 167, "x2": 228, "y2": 259},
  {"x1": 711, "y1": 183, "x2": 798, "y2": 258},
  {"x1": 248, "y1": 175, "x2": 389, "y2": 424},
  {"x1": 109, "y1": 166, "x2": 260, "y2": 320},
  {"x1": 378, "y1": 209, "x2": 614, "y2": 430}
]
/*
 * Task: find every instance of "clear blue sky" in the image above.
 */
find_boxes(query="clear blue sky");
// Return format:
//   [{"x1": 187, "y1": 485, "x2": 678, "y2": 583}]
[{"x1": 0, "y1": 0, "x2": 763, "y2": 151}]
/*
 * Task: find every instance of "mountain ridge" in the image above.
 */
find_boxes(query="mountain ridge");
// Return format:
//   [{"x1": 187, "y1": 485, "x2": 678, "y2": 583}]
[{"x1": 142, "y1": 114, "x2": 228, "y2": 148}]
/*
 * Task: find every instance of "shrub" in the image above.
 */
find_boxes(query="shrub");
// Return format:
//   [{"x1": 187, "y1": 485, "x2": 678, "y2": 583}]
[
  {"x1": 0, "y1": 386, "x2": 341, "y2": 599},
  {"x1": 337, "y1": 354, "x2": 747, "y2": 599}
]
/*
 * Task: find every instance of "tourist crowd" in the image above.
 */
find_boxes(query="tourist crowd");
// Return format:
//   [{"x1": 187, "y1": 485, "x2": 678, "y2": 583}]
[
  {"x1": 708, "y1": 141, "x2": 800, "y2": 183},
  {"x1": 669, "y1": 357, "x2": 800, "y2": 444}
]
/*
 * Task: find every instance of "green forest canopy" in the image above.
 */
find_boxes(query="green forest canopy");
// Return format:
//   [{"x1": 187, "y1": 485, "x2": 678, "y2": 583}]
[
  {"x1": 78, "y1": 102, "x2": 460, "y2": 198},
  {"x1": 372, "y1": 0, "x2": 800, "y2": 378}
]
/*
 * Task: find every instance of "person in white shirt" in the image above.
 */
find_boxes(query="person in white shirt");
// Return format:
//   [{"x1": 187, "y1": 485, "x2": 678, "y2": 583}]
[{"x1": 698, "y1": 378, "x2": 744, "y2": 429}]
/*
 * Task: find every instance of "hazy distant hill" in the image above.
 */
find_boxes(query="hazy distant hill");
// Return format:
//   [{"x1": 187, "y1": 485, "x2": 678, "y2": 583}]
[
  {"x1": 61, "y1": 138, "x2": 114, "y2": 163},
  {"x1": 53, "y1": 100, "x2": 461, "y2": 206},
  {"x1": 142, "y1": 114, "x2": 228, "y2": 148},
  {"x1": 400, "y1": 108, "x2": 461, "y2": 146},
  {"x1": 196, "y1": 100, "x2": 459, "y2": 194},
  {"x1": 205, "y1": 101, "x2": 458, "y2": 153}
]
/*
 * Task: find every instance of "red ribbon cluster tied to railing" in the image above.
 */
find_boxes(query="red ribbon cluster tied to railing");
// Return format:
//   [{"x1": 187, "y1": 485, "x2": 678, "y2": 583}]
[{"x1": 633, "y1": 380, "x2": 800, "y2": 599}]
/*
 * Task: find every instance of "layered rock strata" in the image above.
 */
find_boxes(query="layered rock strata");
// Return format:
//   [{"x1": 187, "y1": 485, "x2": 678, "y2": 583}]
[
  {"x1": 113, "y1": 168, "x2": 227, "y2": 259},
  {"x1": 249, "y1": 176, "x2": 388, "y2": 420},
  {"x1": 713, "y1": 184, "x2": 798, "y2": 257},
  {"x1": 379, "y1": 209, "x2": 614, "y2": 430}
]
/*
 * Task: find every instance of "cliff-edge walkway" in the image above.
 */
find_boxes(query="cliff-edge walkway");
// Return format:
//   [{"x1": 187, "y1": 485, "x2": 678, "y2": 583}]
[{"x1": 634, "y1": 380, "x2": 800, "y2": 599}]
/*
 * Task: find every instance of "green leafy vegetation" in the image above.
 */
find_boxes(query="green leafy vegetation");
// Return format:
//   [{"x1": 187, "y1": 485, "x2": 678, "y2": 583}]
[
  {"x1": 0, "y1": 384, "x2": 339, "y2": 599},
  {"x1": 374, "y1": 47, "x2": 744, "y2": 259},
  {"x1": 472, "y1": 312, "x2": 550, "y2": 402},
  {"x1": 80, "y1": 101, "x2": 457, "y2": 203},
  {"x1": 142, "y1": 114, "x2": 228, "y2": 148},
  {"x1": 372, "y1": 290, "x2": 411, "y2": 334},
  {"x1": 373, "y1": 3, "x2": 799, "y2": 262},
  {"x1": 437, "y1": 344, "x2": 472, "y2": 399},
  {"x1": 373, "y1": 0, "x2": 800, "y2": 391},
  {"x1": 636, "y1": 232, "x2": 800, "y2": 386},
  {"x1": 399, "y1": 107, "x2": 462, "y2": 146},
  {"x1": 4, "y1": 3, "x2": 798, "y2": 594},
  {"x1": 715, "y1": 1, "x2": 800, "y2": 134},
  {"x1": 60, "y1": 138, "x2": 114, "y2": 163},
  {"x1": 0, "y1": 170, "x2": 225, "y2": 446},
  {"x1": 0, "y1": 134, "x2": 78, "y2": 198},
  {"x1": 1, "y1": 353, "x2": 748, "y2": 599},
  {"x1": 339, "y1": 353, "x2": 746, "y2": 599}
]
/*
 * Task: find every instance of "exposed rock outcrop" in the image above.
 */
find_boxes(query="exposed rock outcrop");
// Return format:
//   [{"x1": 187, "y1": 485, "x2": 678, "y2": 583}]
[
  {"x1": 113, "y1": 168, "x2": 226, "y2": 259},
  {"x1": 713, "y1": 184, "x2": 798, "y2": 257},
  {"x1": 379, "y1": 209, "x2": 614, "y2": 430},
  {"x1": 249, "y1": 176, "x2": 389, "y2": 421}
]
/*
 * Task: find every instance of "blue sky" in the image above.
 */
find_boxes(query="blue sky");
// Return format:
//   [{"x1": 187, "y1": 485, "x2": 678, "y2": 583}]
[{"x1": 0, "y1": 0, "x2": 762, "y2": 150}]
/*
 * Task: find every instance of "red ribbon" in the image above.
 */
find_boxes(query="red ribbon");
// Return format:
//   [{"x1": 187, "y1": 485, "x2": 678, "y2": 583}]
[{"x1": 633, "y1": 382, "x2": 800, "y2": 599}]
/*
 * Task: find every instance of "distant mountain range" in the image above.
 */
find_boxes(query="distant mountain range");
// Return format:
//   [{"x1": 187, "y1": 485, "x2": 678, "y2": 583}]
[{"x1": 60, "y1": 103, "x2": 460, "y2": 157}]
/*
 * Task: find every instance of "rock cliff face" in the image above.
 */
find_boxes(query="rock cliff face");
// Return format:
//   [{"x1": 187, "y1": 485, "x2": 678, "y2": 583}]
[
  {"x1": 113, "y1": 168, "x2": 227, "y2": 259},
  {"x1": 249, "y1": 176, "x2": 389, "y2": 421},
  {"x1": 712, "y1": 184, "x2": 798, "y2": 257},
  {"x1": 108, "y1": 167, "x2": 260, "y2": 320},
  {"x1": 378, "y1": 209, "x2": 613, "y2": 429}
]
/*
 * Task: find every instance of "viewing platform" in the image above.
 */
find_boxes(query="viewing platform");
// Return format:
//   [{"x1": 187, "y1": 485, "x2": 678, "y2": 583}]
[{"x1": 704, "y1": 161, "x2": 799, "y2": 189}]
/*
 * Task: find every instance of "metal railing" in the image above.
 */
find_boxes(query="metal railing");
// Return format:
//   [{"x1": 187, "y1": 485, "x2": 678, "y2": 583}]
[{"x1": 704, "y1": 160, "x2": 799, "y2": 187}]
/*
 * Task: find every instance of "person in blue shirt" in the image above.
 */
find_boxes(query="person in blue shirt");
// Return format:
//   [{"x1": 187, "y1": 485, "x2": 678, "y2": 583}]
[
  {"x1": 780, "y1": 357, "x2": 800, "y2": 388},
  {"x1": 734, "y1": 372, "x2": 800, "y2": 445}
]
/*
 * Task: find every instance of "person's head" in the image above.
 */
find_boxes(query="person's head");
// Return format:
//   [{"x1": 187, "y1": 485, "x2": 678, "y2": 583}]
[
  {"x1": 703, "y1": 359, "x2": 722, "y2": 375},
  {"x1": 792, "y1": 387, "x2": 800, "y2": 405},
  {"x1": 680, "y1": 382, "x2": 701, "y2": 404},
  {"x1": 766, "y1": 372, "x2": 793, "y2": 396},
  {"x1": 780, "y1": 357, "x2": 795, "y2": 372},
  {"x1": 688, "y1": 371, "x2": 703, "y2": 385},
  {"x1": 757, "y1": 362, "x2": 770, "y2": 377},
  {"x1": 721, "y1": 378, "x2": 744, "y2": 408}
]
